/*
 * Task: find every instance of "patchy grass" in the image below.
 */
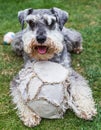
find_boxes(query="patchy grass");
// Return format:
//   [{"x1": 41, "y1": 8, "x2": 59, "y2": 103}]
[{"x1": 0, "y1": 0, "x2": 101, "y2": 130}]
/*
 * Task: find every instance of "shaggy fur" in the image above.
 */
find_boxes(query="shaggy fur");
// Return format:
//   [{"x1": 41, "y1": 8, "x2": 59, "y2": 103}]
[{"x1": 10, "y1": 7, "x2": 97, "y2": 127}]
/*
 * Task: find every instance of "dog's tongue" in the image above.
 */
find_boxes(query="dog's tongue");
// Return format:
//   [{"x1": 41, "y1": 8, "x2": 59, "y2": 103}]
[{"x1": 37, "y1": 46, "x2": 47, "y2": 54}]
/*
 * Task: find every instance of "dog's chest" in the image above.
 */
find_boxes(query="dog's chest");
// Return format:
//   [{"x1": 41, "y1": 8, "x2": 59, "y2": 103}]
[{"x1": 17, "y1": 61, "x2": 70, "y2": 119}]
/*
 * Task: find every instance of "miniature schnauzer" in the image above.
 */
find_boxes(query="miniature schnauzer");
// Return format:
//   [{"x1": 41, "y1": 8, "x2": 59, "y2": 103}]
[{"x1": 11, "y1": 7, "x2": 97, "y2": 127}]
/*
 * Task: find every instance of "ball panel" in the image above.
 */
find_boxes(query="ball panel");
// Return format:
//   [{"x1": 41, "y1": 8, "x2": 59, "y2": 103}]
[
  {"x1": 28, "y1": 77, "x2": 43, "y2": 100},
  {"x1": 38, "y1": 84, "x2": 64, "y2": 105},
  {"x1": 34, "y1": 61, "x2": 69, "y2": 83},
  {"x1": 17, "y1": 66, "x2": 36, "y2": 101},
  {"x1": 27, "y1": 99, "x2": 63, "y2": 119}
]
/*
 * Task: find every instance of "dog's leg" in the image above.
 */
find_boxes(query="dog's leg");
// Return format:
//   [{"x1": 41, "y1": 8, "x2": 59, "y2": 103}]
[
  {"x1": 67, "y1": 69, "x2": 97, "y2": 120},
  {"x1": 62, "y1": 27, "x2": 83, "y2": 54},
  {"x1": 10, "y1": 79, "x2": 41, "y2": 127}
]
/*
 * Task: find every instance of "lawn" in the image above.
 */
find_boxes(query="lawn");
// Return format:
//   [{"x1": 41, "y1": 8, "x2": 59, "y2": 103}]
[{"x1": 0, "y1": 0, "x2": 101, "y2": 130}]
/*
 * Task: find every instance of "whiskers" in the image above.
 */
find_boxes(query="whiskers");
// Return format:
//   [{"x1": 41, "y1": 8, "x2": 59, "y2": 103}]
[{"x1": 27, "y1": 38, "x2": 62, "y2": 60}]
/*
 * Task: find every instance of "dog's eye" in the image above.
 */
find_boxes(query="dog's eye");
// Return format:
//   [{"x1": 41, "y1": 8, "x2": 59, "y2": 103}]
[{"x1": 28, "y1": 20, "x2": 36, "y2": 28}]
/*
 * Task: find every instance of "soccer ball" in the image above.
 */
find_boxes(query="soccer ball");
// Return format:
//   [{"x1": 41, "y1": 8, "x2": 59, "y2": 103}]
[{"x1": 14, "y1": 61, "x2": 70, "y2": 119}]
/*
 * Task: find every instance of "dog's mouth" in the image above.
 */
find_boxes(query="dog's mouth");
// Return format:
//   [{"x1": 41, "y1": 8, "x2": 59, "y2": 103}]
[{"x1": 35, "y1": 46, "x2": 48, "y2": 54}]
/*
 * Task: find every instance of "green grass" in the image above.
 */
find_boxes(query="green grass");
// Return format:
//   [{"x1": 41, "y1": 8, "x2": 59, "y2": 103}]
[{"x1": 0, "y1": 0, "x2": 101, "y2": 130}]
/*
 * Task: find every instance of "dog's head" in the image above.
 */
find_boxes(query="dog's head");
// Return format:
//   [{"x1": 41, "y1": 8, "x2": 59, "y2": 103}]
[{"x1": 18, "y1": 8, "x2": 69, "y2": 60}]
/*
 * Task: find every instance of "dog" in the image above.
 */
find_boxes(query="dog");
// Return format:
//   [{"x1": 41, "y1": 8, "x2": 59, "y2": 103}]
[
  {"x1": 11, "y1": 7, "x2": 97, "y2": 127},
  {"x1": 12, "y1": 7, "x2": 83, "y2": 63}
]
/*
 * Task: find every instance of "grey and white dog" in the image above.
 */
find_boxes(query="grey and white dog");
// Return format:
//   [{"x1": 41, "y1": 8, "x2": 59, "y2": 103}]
[{"x1": 11, "y1": 7, "x2": 97, "y2": 127}]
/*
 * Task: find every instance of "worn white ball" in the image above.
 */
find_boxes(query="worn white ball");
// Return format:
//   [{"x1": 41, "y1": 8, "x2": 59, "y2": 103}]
[
  {"x1": 16, "y1": 61, "x2": 70, "y2": 119},
  {"x1": 3, "y1": 32, "x2": 15, "y2": 45}
]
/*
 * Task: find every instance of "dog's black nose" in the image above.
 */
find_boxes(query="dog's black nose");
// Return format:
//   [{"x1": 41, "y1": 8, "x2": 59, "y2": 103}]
[{"x1": 36, "y1": 35, "x2": 46, "y2": 44}]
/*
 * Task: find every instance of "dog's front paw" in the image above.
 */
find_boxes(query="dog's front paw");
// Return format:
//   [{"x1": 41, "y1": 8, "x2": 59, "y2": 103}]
[
  {"x1": 76, "y1": 104, "x2": 97, "y2": 120},
  {"x1": 21, "y1": 112, "x2": 41, "y2": 127}
]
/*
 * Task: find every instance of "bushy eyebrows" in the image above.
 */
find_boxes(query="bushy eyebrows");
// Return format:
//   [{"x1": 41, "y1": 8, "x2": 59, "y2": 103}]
[
  {"x1": 25, "y1": 14, "x2": 41, "y2": 23},
  {"x1": 43, "y1": 15, "x2": 56, "y2": 26}
]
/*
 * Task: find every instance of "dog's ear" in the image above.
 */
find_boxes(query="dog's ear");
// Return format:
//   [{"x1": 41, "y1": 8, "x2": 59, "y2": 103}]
[
  {"x1": 51, "y1": 7, "x2": 69, "y2": 30},
  {"x1": 18, "y1": 8, "x2": 33, "y2": 30}
]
